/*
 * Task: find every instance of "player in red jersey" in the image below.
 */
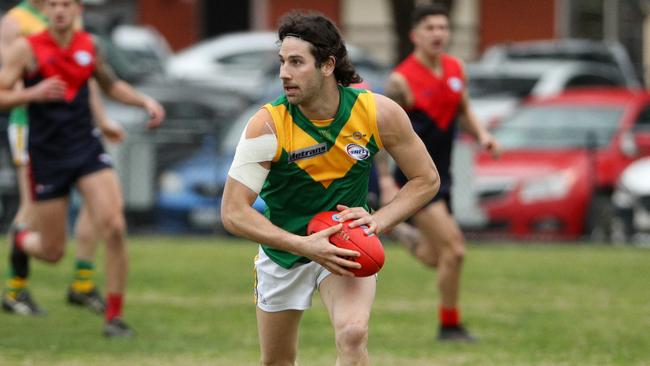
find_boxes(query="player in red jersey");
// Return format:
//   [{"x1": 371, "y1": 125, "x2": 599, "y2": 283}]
[
  {"x1": 0, "y1": 0, "x2": 164, "y2": 337},
  {"x1": 377, "y1": 4, "x2": 500, "y2": 342},
  {"x1": 0, "y1": 0, "x2": 124, "y2": 317}
]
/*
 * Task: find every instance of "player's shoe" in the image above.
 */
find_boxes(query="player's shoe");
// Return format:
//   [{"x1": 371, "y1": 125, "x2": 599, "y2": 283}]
[
  {"x1": 437, "y1": 324, "x2": 478, "y2": 342},
  {"x1": 1, "y1": 289, "x2": 46, "y2": 315},
  {"x1": 67, "y1": 286, "x2": 106, "y2": 314},
  {"x1": 103, "y1": 318, "x2": 134, "y2": 338}
]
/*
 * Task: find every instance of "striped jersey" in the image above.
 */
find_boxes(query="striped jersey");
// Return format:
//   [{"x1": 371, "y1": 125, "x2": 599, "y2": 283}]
[{"x1": 260, "y1": 86, "x2": 383, "y2": 268}]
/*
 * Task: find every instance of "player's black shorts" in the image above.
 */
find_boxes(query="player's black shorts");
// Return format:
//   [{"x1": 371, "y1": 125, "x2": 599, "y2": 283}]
[
  {"x1": 29, "y1": 139, "x2": 112, "y2": 201},
  {"x1": 391, "y1": 111, "x2": 456, "y2": 213}
]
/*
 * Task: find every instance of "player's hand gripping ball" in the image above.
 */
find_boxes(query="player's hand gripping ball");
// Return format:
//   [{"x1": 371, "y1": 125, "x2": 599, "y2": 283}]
[{"x1": 307, "y1": 211, "x2": 385, "y2": 277}]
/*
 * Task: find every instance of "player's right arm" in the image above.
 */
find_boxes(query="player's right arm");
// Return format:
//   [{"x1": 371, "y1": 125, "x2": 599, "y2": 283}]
[
  {"x1": 0, "y1": 37, "x2": 66, "y2": 109},
  {"x1": 221, "y1": 108, "x2": 361, "y2": 276},
  {"x1": 366, "y1": 94, "x2": 440, "y2": 234},
  {"x1": 0, "y1": 15, "x2": 20, "y2": 63}
]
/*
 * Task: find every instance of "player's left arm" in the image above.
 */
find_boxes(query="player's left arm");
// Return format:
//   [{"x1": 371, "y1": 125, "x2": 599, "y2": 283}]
[
  {"x1": 88, "y1": 78, "x2": 124, "y2": 143},
  {"x1": 457, "y1": 62, "x2": 500, "y2": 158},
  {"x1": 339, "y1": 94, "x2": 439, "y2": 235},
  {"x1": 93, "y1": 42, "x2": 165, "y2": 129}
]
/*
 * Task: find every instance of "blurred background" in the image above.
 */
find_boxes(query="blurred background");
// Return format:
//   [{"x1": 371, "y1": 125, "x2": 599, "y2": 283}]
[{"x1": 1, "y1": 0, "x2": 650, "y2": 244}]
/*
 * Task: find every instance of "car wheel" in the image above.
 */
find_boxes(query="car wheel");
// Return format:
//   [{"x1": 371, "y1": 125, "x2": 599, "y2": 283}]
[{"x1": 584, "y1": 194, "x2": 615, "y2": 243}]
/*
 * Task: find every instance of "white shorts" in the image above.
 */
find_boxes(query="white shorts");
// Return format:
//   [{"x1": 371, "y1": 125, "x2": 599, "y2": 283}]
[
  {"x1": 254, "y1": 246, "x2": 332, "y2": 312},
  {"x1": 8, "y1": 123, "x2": 29, "y2": 166}
]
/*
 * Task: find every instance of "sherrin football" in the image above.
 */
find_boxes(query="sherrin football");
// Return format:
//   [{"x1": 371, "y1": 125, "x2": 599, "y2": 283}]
[{"x1": 307, "y1": 211, "x2": 385, "y2": 277}]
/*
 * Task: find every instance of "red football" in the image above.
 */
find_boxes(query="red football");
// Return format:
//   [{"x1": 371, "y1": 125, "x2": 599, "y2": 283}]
[{"x1": 307, "y1": 211, "x2": 385, "y2": 277}]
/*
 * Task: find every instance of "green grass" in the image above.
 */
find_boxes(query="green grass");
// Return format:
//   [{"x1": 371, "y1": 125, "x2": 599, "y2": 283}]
[{"x1": 1, "y1": 237, "x2": 649, "y2": 365}]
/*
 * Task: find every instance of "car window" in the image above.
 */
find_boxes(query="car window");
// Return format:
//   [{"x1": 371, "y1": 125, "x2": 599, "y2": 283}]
[
  {"x1": 468, "y1": 76, "x2": 538, "y2": 98},
  {"x1": 494, "y1": 105, "x2": 624, "y2": 149},
  {"x1": 633, "y1": 105, "x2": 650, "y2": 131},
  {"x1": 565, "y1": 74, "x2": 621, "y2": 88}
]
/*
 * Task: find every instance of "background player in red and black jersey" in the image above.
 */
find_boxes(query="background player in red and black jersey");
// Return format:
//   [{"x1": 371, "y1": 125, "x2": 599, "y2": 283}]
[
  {"x1": 0, "y1": 0, "x2": 164, "y2": 337},
  {"x1": 378, "y1": 4, "x2": 499, "y2": 342}
]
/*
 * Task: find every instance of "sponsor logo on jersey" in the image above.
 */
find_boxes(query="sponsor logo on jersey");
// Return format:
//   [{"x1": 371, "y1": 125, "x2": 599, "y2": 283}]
[
  {"x1": 74, "y1": 50, "x2": 93, "y2": 66},
  {"x1": 448, "y1": 77, "x2": 463, "y2": 93},
  {"x1": 344, "y1": 131, "x2": 366, "y2": 140},
  {"x1": 346, "y1": 143, "x2": 370, "y2": 161},
  {"x1": 288, "y1": 142, "x2": 327, "y2": 162}
]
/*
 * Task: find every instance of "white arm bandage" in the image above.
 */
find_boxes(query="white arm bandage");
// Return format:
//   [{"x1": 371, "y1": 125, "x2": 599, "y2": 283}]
[{"x1": 227, "y1": 126, "x2": 278, "y2": 194}]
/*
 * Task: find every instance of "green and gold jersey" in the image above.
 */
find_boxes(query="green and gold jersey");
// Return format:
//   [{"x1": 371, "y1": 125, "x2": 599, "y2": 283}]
[
  {"x1": 7, "y1": 1, "x2": 48, "y2": 37},
  {"x1": 260, "y1": 86, "x2": 383, "y2": 268}
]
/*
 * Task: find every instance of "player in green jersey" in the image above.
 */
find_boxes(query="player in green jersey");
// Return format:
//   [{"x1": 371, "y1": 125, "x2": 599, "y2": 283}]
[{"x1": 221, "y1": 11, "x2": 439, "y2": 366}]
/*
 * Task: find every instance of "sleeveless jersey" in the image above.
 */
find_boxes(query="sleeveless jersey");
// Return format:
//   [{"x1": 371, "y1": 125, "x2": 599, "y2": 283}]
[
  {"x1": 260, "y1": 86, "x2": 383, "y2": 269},
  {"x1": 24, "y1": 30, "x2": 97, "y2": 158},
  {"x1": 395, "y1": 54, "x2": 464, "y2": 131},
  {"x1": 393, "y1": 54, "x2": 465, "y2": 191}
]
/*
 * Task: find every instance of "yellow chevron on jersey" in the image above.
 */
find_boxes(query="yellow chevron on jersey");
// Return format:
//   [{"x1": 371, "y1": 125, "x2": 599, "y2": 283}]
[
  {"x1": 264, "y1": 88, "x2": 382, "y2": 189},
  {"x1": 259, "y1": 86, "x2": 383, "y2": 269}
]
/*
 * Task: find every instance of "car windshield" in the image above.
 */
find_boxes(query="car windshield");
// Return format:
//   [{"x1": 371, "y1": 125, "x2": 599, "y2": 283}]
[
  {"x1": 468, "y1": 76, "x2": 538, "y2": 98},
  {"x1": 493, "y1": 105, "x2": 624, "y2": 149}
]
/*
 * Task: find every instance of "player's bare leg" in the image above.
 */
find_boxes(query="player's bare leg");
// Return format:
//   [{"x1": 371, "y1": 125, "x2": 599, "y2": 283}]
[
  {"x1": 13, "y1": 165, "x2": 35, "y2": 228},
  {"x1": 411, "y1": 201, "x2": 476, "y2": 341},
  {"x1": 320, "y1": 275, "x2": 375, "y2": 366},
  {"x1": 257, "y1": 308, "x2": 303, "y2": 366},
  {"x1": 77, "y1": 168, "x2": 131, "y2": 337},
  {"x1": 67, "y1": 204, "x2": 105, "y2": 314},
  {"x1": 2, "y1": 195, "x2": 68, "y2": 315}
]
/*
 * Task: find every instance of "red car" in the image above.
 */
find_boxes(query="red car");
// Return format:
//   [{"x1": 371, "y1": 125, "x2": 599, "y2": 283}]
[{"x1": 474, "y1": 88, "x2": 650, "y2": 240}]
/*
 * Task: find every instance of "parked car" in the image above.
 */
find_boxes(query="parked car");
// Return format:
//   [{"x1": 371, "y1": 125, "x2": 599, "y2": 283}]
[
  {"x1": 166, "y1": 31, "x2": 389, "y2": 100},
  {"x1": 111, "y1": 24, "x2": 172, "y2": 78},
  {"x1": 156, "y1": 104, "x2": 263, "y2": 233},
  {"x1": 467, "y1": 60, "x2": 632, "y2": 126},
  {"x1": 480, "y1": 39, "x2": 642, "y2": 88},
  {"x1": 100, "y1": 81, "x2": 250, "y2": 226},
  {"x1": 611, "y1": 157, "x2": 650, "y2": 243},
  {"x1": 472, "y1": 88, "x2": 650, "y2": 240}
]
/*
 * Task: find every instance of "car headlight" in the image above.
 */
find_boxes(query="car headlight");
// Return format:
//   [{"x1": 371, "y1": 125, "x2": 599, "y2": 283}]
[
  {"x1": 519, "y1": 172, "x2": 574, "y2": 204},
  {"x1": 159, "y1": 172, "x2": 184, "y2": 194}
]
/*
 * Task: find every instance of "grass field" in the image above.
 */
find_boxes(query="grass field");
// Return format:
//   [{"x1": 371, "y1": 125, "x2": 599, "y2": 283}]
[{"x1": 0, "y1": 236, "x2": 649, "y2": 366}]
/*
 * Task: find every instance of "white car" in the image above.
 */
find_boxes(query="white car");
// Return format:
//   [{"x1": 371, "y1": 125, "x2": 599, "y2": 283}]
[
  {"x1": 611, "y1": 157, "x2": 650, "y2": 243},
  {"x1": 466, "y1": 59, "x2": 632, "y2": 127},
  {"x1": 166, "y1": 31, "x2": 388, "y2": 100}
]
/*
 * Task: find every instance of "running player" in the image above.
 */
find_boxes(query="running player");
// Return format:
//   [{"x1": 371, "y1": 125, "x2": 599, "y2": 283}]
[
  {"x1": 378, "y1": 4, "x2": 500, "y2": 341},
  {"x1": 0, "y1": 0, "x2": 164, "y2": 336},
  {"x1": 221, "y1": 11, "x2": 439, "y2": 365},
  {"x1": 0, "y1": 0, "x2": 123, "y2": 315}
]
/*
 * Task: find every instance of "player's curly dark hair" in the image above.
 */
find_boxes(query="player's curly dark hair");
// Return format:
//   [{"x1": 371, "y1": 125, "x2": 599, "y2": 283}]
[{"x1": 278, "y1": 11, "x2": 362, "y2": 86}]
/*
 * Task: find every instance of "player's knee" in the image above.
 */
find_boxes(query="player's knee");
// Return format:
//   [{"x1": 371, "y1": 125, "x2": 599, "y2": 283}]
[
  {"x1": 441, "y1": 235, "x2": 465, "y2": 265},
  {"x1": 335, "y1": 321, "x2": 368, "y2": 355},
  {"x1": 100, "y1": 213, "x2": 126, "y2": 239},
  {"x1": 418, "y1": 251, "x2": 439, "y2": 268},
  {"x1": 42, "y1": 246, "x2": 65, "y2": 263}
]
